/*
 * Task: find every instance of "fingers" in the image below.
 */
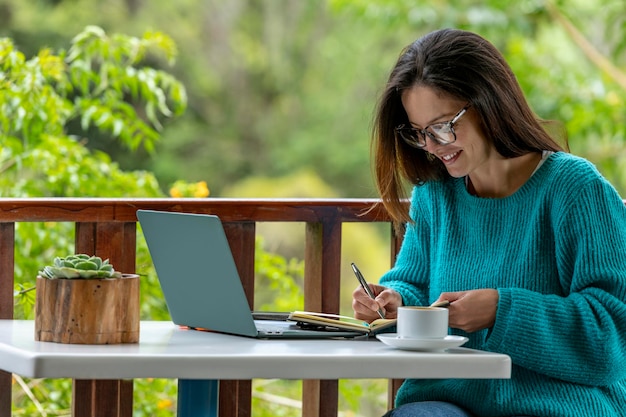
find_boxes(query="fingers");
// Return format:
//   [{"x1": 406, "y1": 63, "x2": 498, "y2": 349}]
[
  {"x1": 440, "y1": 289, "x2": 499, "y2": 333},
  {"x1": 352, "y1": 285, "x2": 402, "y2": 321},
  {"x1": 435, "y1": 291, "x2": 464, "y2": 304},
  {"x1": 352, "y1": 285, "x2": 380, "y2": 321},
  {"x1": 376, "y1": 288, "x2": 402, "y2": 318},
  {"x1": 430, "y1": 299, "x2": 451, "y2": 308}
]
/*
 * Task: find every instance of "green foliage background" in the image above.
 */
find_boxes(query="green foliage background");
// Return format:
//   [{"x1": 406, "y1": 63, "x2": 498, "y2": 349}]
[
  {"x1": 2, "y1": 0, "x2": 626, "y2": 416},
  {"x1": 3, "y1": 0, "x2": 625, "y2": 199}
]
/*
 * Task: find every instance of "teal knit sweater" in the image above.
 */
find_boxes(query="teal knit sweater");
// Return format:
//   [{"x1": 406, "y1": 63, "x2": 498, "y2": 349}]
[{"x1": 380, "y1": 152, "x2": 626, "y2": 416}]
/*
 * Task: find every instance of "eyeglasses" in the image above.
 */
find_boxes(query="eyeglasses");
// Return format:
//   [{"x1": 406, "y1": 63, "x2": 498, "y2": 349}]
[{"x1": 395, "y1": 104, "x2": 471, "y2": 148}]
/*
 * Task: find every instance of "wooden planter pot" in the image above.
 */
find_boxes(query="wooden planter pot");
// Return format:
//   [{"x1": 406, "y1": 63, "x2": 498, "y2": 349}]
[{"x1": 35, "y1": 274, "x2": 140, "y2": 344}]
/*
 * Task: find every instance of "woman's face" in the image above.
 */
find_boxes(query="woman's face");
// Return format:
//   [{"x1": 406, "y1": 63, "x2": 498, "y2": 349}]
[{"x1": 400, "y1": 85, "x2": 493, "y2": 178}]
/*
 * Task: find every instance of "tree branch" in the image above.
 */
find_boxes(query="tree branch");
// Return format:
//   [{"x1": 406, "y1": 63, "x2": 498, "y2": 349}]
[{"x1": 546, "y1": 1, "x2": 626, "y2": 91}]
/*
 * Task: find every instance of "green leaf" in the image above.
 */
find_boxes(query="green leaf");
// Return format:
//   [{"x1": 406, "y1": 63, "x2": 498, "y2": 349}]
[
  {"x1": 89, "y1": 256, "x2": 102, "y2": 269},
  {"x1": 76, "y1": 261, "x2": 98, "y2": 271}
]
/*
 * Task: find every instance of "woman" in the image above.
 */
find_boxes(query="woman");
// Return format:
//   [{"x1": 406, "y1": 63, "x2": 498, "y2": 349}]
[{"x1": 352, "y1": 28, "x2": 626, "y2": 416}]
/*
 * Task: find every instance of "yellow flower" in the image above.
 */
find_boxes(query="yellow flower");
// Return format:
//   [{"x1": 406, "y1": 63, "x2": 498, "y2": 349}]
[
  {"x1": 157, "y1": 398, "x2": 173, "y2": 409},
  {"x1": 170, "y1": 180, "x2": 210, "y2": 198},
  {"x1": 169, "y1": 187, "x2": 182, "y2": 198},
  {"x1": 194, "y1": 181, "x2": 210, "y2": 198}
]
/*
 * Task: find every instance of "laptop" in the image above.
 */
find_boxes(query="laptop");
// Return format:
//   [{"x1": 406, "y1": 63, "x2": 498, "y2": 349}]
[{"x1": 136, "y1": 209, "x2": 364, "y2": 339}]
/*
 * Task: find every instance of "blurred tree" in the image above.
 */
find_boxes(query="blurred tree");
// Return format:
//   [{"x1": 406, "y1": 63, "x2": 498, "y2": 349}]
[
  {"x1": 3, "y1": 24, "x2": 314, "y2": 417},
  {"x1": 1, "y1": 24, "x2": 187, "y2": 416},
  {"x1": 2, "y1": 0, "x2": 626, "y2": 199},
  {"x1": 0, "y1": 26, "x2": 185, "y2": 288}
]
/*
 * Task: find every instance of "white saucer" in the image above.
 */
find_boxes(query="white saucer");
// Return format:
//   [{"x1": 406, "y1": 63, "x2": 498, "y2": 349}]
[{"x1": 376, "y1": 334, "x2": 469, "y2": 351}]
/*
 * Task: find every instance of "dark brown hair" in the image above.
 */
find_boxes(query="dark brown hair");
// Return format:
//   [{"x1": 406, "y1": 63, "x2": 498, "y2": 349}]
[{"x1": 372, "y1": 29, "x2": 566, "y2": 226}]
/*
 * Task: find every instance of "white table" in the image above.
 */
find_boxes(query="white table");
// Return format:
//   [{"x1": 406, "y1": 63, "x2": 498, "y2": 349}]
[{"x1": 0, "y1": 320, "x2": 511, "y2": 416}]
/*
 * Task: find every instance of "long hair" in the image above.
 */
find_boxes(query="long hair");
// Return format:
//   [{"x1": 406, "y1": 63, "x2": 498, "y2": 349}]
[{"x1": 372, "y1": 29, "x2": 566, "y2": 227}]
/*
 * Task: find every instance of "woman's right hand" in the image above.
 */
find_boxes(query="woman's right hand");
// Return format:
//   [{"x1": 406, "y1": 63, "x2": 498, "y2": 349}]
[{"x1": 352, "y1": 284, "x2": 403, "y2": 322}]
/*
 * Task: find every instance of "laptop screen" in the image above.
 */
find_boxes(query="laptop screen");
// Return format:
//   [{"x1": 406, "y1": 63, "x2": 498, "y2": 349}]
[{"x1": 137, "y1": 210, "x2": 259, "y2": 336}]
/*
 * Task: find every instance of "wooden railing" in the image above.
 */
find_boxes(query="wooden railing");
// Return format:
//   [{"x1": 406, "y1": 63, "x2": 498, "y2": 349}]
[{"x1": 0, "y1": 198, "x2": 403, "y2": 417}]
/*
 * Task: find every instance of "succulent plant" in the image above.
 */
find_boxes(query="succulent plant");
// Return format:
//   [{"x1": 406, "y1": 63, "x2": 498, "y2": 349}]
[{"x1": 38, "y1": 254, "x2": 123, "y2": 279}]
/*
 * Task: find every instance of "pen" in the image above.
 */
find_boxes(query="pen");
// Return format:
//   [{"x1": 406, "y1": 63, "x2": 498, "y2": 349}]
[{"x1": 351, "y1": 262, "x2": 385, "y2": 319}]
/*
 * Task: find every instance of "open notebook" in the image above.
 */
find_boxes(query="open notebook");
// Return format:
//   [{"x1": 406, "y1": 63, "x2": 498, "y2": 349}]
[
  {"x1": 288, "y1": 311, "x2": 396, "y2": 334},
  {"x1": 136, "y1": 209, "x2": 365, "y2": 339}
]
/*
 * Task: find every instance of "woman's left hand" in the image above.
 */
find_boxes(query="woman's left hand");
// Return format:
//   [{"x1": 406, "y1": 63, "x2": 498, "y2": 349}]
[{"x1": 434, "y1": 289, "x2": 499, "y2": 333}]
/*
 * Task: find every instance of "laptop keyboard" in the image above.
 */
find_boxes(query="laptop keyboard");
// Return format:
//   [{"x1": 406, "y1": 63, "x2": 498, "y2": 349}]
[
  {"x1": 251, "y1": 312, "x2": 291, "y2": 321},
  {"x1": 255, "y1": 321, "x2": 293, "y2": 335}
]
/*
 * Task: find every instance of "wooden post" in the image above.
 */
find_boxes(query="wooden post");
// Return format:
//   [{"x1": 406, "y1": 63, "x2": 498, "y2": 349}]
[
  {"x1": 73, "y1": 379, "x2": 134, "y2": 417},
  {"x1": 71, "y1": 221, "x2": 137, "y2": 417},
  {"x1": 303, "y1": 220, "x2": 342, "y2": 417},
  {"x1": 219, "y1": 222, "x2": 255, "y2": 417},
  {"x1": 0, "y1": 222, "x2": 14, "y2": 417}
]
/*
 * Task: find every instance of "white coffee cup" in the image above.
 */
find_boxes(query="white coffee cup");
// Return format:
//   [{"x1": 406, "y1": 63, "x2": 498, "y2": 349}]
[{"x1": 396, "y1": 306, "x2": 449, "y2": 339}]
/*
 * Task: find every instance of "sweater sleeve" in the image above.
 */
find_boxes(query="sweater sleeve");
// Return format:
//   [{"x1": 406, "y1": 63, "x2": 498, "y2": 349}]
[
  {"x1": 379, "y1": 186, "x2": 432, "y2": 307},
  {"x1": 486, "y1": 176, "x2": 626, "y2": 386}
]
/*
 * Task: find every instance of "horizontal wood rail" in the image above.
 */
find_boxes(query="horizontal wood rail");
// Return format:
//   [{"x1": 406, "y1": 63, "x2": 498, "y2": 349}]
[{"x1": 0, "y1": 198, "x2": 403, "y2": 417}]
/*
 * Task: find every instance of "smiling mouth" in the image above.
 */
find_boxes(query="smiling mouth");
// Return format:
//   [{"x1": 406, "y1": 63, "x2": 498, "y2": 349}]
[{"x1": 440, "y1": 151, "x2": 460, "y2": 163}]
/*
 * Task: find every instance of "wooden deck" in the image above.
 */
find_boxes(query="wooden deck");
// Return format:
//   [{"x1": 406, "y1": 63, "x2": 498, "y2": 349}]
[{"x1": 0, "y1": 198, "x2": 403, "y2": 417}]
